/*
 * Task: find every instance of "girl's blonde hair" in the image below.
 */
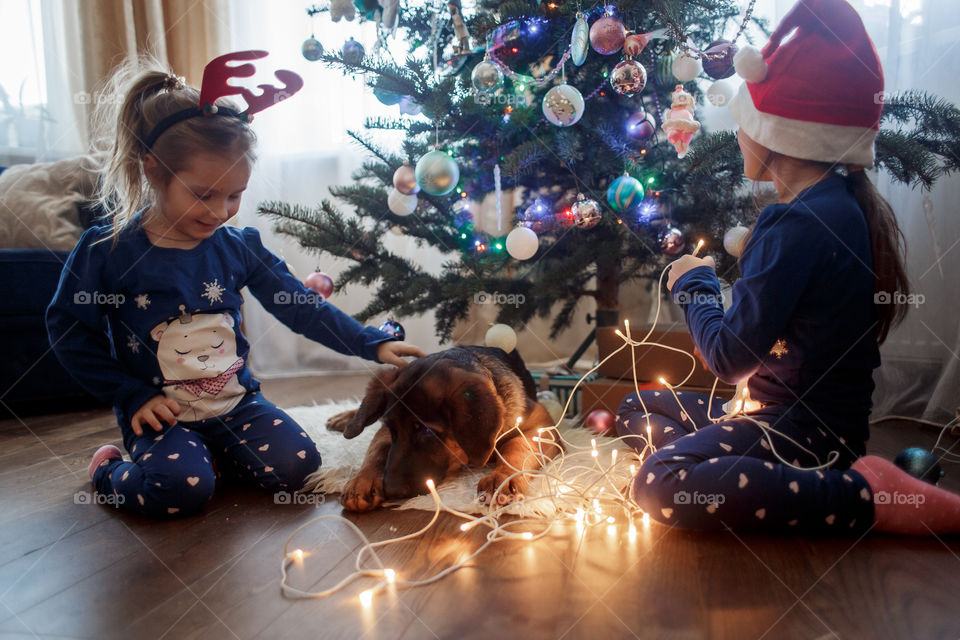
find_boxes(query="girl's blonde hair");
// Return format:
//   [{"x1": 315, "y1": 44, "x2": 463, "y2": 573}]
[{"x1": 89, "y1": 56, "x2": 257, "y2": 243}]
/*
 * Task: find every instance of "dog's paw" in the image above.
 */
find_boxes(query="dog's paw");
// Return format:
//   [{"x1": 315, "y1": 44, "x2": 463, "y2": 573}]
[
  {"x1": 326, "y1": 409, "x2": 357, "y2": 432},
  {"x1": 477, "y1": 470, "x2": 529, "y2": 506},
  {"x1": 340, "y1": 471, "x2": 384, "y2": 512}
]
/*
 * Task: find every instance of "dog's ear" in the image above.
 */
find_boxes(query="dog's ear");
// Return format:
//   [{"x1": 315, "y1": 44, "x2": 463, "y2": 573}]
[
  {"x1": 444, "y1": 371, "x2": 505, "y2": 465},
  {"x1": 344, "y1": 368, "x2": 399, "y2": 439}
]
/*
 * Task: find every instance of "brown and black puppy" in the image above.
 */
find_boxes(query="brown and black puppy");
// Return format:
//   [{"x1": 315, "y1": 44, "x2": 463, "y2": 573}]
[{"x1": 326, "y1": 346, "x2": 560, "y2": 511}]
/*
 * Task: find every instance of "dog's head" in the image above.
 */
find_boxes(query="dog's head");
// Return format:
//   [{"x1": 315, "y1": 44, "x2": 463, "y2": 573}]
[{"x1": 343, "y1": 355, "x2": 506, "y2": 499}]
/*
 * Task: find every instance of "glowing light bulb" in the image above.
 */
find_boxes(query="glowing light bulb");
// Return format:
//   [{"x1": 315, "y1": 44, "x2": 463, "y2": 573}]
[
  {"x1": 426, "y1": 479, "x2": 435, "y2": 490},
  {"x1": 522, "y1": 532, "x2": 533, "y2": 540},
  {"x1": 384, "y1": 569, "x2": 396, "y2": 584},
  {"x1": 642, "y1": 512, "x2": 650, "y2": 527},
  {"x1": 628, "y1": 523, "x2": 637, "y2": 542},
  {"x1": 289, "y1": 548, "x2": 304, "y2": 563},
  {"x1": 611, "y1": 450, "x2": 618, "y2": 464},
  {"x1": 460, "y1": 522, "x2": 470, "y2": 531},
  {"x1": 658, "y1": 377, "x2": 667, "y2": 385},
  {"x1": 606, "y1": 516, "x2": 615, "y2": 524},
  {"x1": 630, "y1": 464, "x2": 636, "y2": 475},
  {"x1": 359, "y1": 590, "x2": 374, "y2": 608}
]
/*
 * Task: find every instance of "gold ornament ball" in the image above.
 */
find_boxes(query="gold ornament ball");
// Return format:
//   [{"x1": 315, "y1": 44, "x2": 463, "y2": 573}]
[{"x1": 393, "y1": 164, "x2": 420, "y2": 195}]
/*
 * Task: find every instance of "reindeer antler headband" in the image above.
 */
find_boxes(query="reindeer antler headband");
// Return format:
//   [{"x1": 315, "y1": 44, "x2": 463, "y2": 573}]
[{"x1": 142, "y1": 50, "x2": 304, "y2": 151}]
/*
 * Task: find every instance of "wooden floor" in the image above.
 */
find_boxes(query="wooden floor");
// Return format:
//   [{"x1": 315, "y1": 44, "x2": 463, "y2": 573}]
[{"x1": 2, "y1": 374, "x2": 959, "y2": 640}]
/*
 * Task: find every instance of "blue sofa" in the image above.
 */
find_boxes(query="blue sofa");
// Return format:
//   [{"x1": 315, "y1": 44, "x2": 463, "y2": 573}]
[{"x1": 0, "y1": 167, "x2": 107, "y2": 417}]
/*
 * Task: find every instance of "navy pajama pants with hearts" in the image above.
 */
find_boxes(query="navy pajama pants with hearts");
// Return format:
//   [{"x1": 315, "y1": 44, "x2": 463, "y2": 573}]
[
  {"x1": 92, "y1": 392, "x2": 322, "y2": 519},
  {"x1": 616, "y1": 390, "x2": 876, "y2": 534}
]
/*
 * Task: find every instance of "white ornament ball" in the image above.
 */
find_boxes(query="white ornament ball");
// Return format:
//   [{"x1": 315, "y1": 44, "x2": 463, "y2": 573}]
[
  {"x1": 706, "y1": 80, "x2": 734, "y2": 107},
  {"x1": 671, "y1": 53, "x2": 702, "y2": 82},
  {"x1": 484, "y1": 323, "x2": 518, "y2": 353},
  {"x1": 733, "y1": 45, "x2": 768, "y2": 83},
  {"x1": 723, "y1": 225, "x2": 750, "y2": 257},
  {"x1": 542, "y1": 84, "x2": 585, "y2": 127},
  {"x1": 505, "y1": 226, "x2": 539, "y2": 260},
  {"x1": 387, "y1": 188, "x2": 418, "y2": 216}
]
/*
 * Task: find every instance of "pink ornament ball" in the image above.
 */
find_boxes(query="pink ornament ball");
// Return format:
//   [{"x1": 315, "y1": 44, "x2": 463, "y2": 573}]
[
  {"x1": 584, "y1": 409, "x2": 617, "y2": 436},
  {"x1": 589, "y1": 16, "x2": 626, "y2": 55},
  {"x1": 304, "y1": 271, "x2": 334, "y2": 299}
]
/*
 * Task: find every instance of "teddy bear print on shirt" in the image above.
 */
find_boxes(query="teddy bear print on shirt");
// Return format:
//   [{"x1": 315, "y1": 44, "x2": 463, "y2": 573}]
[{"x1": 151, "y1": 305, "x2": 246, "y2": 421}]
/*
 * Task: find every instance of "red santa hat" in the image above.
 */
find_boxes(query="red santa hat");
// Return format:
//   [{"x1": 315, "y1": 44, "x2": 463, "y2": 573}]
[{"x1": 728, "y1": 0, "x2": 883, "y2": 167}]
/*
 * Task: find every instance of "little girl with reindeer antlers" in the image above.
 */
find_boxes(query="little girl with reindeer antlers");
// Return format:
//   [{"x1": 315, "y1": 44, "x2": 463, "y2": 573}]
[
  {"x1": 47, "y1": 51, "x2": 424, "y2": 519},
  {"x1": 618, "y1": 0, "x2": 960, "y2": 536}
]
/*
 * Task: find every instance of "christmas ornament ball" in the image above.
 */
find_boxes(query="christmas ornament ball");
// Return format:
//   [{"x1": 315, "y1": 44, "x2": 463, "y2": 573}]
[
  {"x1": 571, "y1": 193, "x2": 603, "y2": 229},
  {"x1": 894, "y1": 447, "x2": 945, "y2": 485},
  {"x1": 723, "y1": 225, "x2": 750, "y2": 257},
  {"x1": 484, "y1": 323, "x2": 518, "y2": 353},
  {"x1": 655, "y1": 52, "x2": 676, "y2": 86},
  {"x1": 342, "y1": 37, "x2": 365, "y2": 66},
  {"x1": 571, "y1": 15, "x2": 590, "y2": 66},
  {"x1": 589, "y1": 16, "x2": 626, "y2": 55},
  {"x1": 392, "y1": 163, "x2": 420, "y2": 195},
  {"x1": 658, "y1": 226, "x2": 686, "y2": 256},
  {"x1": 609, "y1": 59, "x2": 647, "y2": 97},
  {"x1": 373, "y1": 88, "x2": 403, "y2": 105},
  {"x1": 387, "y1": 189, "x2": 418, "y2": 216},
  {"x1": 671, "y1": 53, "x2": 702, "y2": 82},
  {"x1": 415, "y1": 150, "x2": 460, "y2": 196},
  {"x1": 301, "y1": 37, "x2": 323, "y2": 61},
  {"x1": 377, "y1": 318, "x2": 406, "y2": 341},
  {"x1": 702, "y1": 39, "x2": 738, "y2": 80},
  {"x1": 626, "y1": 111, "x2": 657, "y2": 142},
  {"x1": 606, "y1": 175, "x2": 644, "y2": 212},
  {"x1": 584, "y1": 409, "x2": 616, "y2": 436},
  {"x1": 304, "y1": 271, "x2": 334, "y2": 299},
  {"x1": 542, "y1": 84, "x2": 585, "y2": 127},
  {"x1": 506, "y1": 226, "x2": 539, "y2": 260},
  {"x1": 471, "y1": 59, "x2": 503, "y2": 93},
  {"x1": 706, "y1": 80, "x2": 734, "y2": 107}
]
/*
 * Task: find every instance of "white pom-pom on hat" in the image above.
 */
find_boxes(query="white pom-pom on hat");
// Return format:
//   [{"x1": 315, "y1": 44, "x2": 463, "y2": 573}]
[{"x1": 733, "y1": 45, "x2": 768, "y2": 83}]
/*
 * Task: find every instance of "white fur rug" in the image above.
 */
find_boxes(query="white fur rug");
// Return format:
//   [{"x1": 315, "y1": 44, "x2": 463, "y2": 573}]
[{"x1": 290, "y1": 401, "x2": 636, "y2": 517}]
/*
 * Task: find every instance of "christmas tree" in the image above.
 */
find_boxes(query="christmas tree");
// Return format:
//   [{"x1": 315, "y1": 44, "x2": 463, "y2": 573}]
[{"x1": 259, "y1": 0, "x2": 960, "y2": 346}]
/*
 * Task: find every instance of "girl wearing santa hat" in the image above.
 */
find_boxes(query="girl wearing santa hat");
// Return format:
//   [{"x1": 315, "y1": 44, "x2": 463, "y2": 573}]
[{"x1": 617, "y1": 0, "x2": 960, "y2": 535}]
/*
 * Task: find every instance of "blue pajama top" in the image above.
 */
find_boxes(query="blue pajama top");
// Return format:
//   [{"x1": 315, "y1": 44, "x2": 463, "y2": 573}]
[
  {"x1": 46, "y1": 215, "x2": 395, "y2": 425},
  {"x1": 671, "y1": 174, "x2": 881, "y2": 443}
]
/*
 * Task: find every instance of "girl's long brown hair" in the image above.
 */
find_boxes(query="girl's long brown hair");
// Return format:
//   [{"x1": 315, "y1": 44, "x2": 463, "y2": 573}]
[{"x1": 746, "y1": 151, "x2": 910, "y2": 345}]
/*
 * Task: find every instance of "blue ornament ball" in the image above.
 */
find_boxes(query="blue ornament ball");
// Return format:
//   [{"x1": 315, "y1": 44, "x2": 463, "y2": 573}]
[
  {"x1": 606, "y1": 175, "x2": 644, "y2": 212},
  {"x1": 378, "y1": 318, "x2": 406, "y2": 341},
  {"x1": 626, "y1": 111, "x2": 657, "y2": 142},
  {"x1": 302, "y1": 37, "x2": 323, "y2": 62},
  {"x1": 343, "y1": 37, "x2": 365, "y2": 66},
  {"x1": 415, "y1": 150, "x2": 460, "y2": 196},
  {"x1": 894, "y1": 447, "x2": 945, "y2": 485}
]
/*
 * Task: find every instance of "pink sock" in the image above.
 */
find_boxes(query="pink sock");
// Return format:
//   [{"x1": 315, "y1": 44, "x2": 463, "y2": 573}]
[{"x1": 851, "y1": 455, "x2": 960, "y2": 535}]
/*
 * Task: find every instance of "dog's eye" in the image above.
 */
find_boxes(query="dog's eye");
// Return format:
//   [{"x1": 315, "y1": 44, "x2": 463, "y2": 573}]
[{"x1": 417, "y1": 424, "x2": 435, "y2": 437}]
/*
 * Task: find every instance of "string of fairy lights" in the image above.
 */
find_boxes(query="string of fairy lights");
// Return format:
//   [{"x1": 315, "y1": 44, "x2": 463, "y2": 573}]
[{"x1": 276, "y1": 239, "x2": 867, "y2": 607}]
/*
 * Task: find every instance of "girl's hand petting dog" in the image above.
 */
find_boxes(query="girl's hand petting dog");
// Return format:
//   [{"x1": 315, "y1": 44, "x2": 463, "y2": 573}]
[{"x1": 376, "y1": 340, "x2": 427, "y2": 367}]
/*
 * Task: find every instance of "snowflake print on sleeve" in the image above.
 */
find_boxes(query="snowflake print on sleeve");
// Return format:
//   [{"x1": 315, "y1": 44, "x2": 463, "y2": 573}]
[
  {"x1": 127, "y1": 334, "x2": 140, "y2": 354},
  {"x1": 134, "y1": 294, "x2": 151, "y2": 310},
  {"x1": 201, "y1": 279, "x2": 225, "y2": 305}
]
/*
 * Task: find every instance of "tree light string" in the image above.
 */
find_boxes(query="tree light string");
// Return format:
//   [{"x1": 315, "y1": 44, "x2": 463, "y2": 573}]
[{"x1": 279, "y1": 242, "x2": 851, "y2": 605}]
